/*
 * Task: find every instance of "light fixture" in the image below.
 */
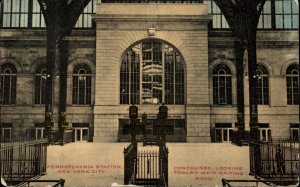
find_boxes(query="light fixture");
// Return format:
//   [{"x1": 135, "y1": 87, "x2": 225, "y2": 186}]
[{"x1": 79, "y1": 75, "x2": 85, "y2": 81}]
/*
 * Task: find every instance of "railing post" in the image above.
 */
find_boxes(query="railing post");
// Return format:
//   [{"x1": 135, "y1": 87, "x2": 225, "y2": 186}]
[{"x1": 221, "y1": 179, "x2": 226, "y2": 187}]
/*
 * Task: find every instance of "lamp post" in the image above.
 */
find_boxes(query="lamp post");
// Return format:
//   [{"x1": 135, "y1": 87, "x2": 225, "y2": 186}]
[
  {"x1": 0, "y1": 65, "x2": 2, "y2": 178},
  {"x1": 129, "y1": 104, "x2": 138, "y2": 143}
]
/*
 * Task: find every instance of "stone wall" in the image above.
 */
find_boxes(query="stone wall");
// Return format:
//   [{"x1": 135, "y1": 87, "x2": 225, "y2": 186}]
[
  {"x1": 0, "y1": 9, "x2": 298, "y2": 142},
  {"x1": 0, "y1": 29, "x2": 95, "y2": 138},
  {"x1": 93, "y1": 3, "x2": 212, "y2": 142},
  {"x1": 208, "y1": 30, "x2": 299, "y2": 139}
]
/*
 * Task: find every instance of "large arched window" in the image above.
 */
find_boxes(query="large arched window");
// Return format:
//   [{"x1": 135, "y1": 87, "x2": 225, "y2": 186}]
[
  {"x1": 35, "y1": 65, "x2": 46, "y2": 104},
  {"x1": 120, "y1": 40, "x2": 185, "y2": 105},
  {"x1": 256, "y1": 64, "x2": 269, "y2": 105},
  {"x1": 286, "y1": 64, "x2": 299, "y2": 105},
  {"x1": 212, "y1": 64, "x2": 232, "y2": 105},
  {"x1": 0, "y1": 63, "x2": 17, "y2": 104},
  {"x1": 72, "y1": 64, "x2": 92, "y2": 105}
]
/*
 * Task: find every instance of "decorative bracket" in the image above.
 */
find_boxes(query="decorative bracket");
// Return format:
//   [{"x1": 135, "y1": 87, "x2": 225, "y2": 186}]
[{"x1": 148, "y1": 27, "x2": 156, "y2": 37}]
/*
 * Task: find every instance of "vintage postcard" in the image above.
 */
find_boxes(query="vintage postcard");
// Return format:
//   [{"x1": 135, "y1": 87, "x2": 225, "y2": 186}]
[{"x1": 0, "y1": 0, "x2": 299, "y2": 186}]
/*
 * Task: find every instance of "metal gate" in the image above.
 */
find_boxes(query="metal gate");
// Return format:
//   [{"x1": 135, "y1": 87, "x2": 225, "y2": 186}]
[
  {"x1": 136, "y1": 150, "x2": 160, "y2": 185},
  {"x1": 249, "y1": 139, "x2": 299, "y2": 186},
  {"x1": 0, "y1": 138, "x2": 47, "y2": 185},
  {"x1": 124, "y1": 144, "x2": 168, "y2": 186}
]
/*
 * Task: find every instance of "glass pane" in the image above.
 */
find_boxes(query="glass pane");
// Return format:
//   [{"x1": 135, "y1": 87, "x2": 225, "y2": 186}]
[
  {"x1": 264, "y1": 0, "x2": 271, "y2": 14},
  {"x1": 82, "y1": 129, "x2": 89, "y2": 141},
  {"x1": 21, "y1": 0, "x2": 29, "y2": 12},
  {"x1": 213, "y1": 15, "x2": 221, "y2": 28},
  {"x1": 284, "y1": 15, "x2": 292, "y2": 28},
  {"x1": 229, "y1": 129, "x2": 233, "y2": 141},
  {"x1": 292, "y1": 15, "x2": 298, "y2": 28},
  {"x1": 12, "y1": 0, "x2": 19, "y2": 12},
  {"x1": 264, "y1": 15, "x2": 272, "y2": 28},
  {"x1": 4, "y1": 0, "x2": 12, "y2": 13},
  {"x1": 121, "y1": 40, "x2": 184, "y2": 105},
  {"x1": 283, "y1": 0, "x2": 292, "y2": 13},
  {"x1": 268, "y1": 129, "x2": 272, "y2": 141},
  {"x1": 292, "y1": 1, "x2": 299, "y2": 13},
  {"x1": 261, "y1": 129, "x2": 266, "y2": 141},
  {"x1": 291, "y1": 129, "x2": 299, "y2": 141},
  {"x1": 37, "y1": 129, "x2": 42, "y2": 139},
  {"x1": 142, "y1": 42, "x2": 163, "y2": 104},
  {"x1": 223, "y1": 129, "x2": 228, "y2": 141},
  {"x1": 76, "y1": 129, "x2": 80, "y2": 141},
  {"x1": 258, "y1": 16, "x2": 263, "y2": 28},
  {"x1": 275, "y1": 1, "x2": 283, "y2": 14},
  {"x1": 3, "y1": 129, "x2": 11, "y2": 139},
  {"x1": 215, "y1": 129, "x2": 222, "y2": 142}
]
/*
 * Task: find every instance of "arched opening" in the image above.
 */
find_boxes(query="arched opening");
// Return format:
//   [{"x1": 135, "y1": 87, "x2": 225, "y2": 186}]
[{"x1": 120, "y1": 39, "x2": 185, "y2": 105}]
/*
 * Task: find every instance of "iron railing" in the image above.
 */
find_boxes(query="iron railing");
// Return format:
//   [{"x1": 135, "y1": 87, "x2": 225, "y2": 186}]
[
  {"x1": 62, "y1": 129, "x2": 74, "y2": 145},
  {"x1": 12, "y1": 179, "x2": 65, "y2": 187},
  {"x1": 159, "y1": 145, "x2": 168, "y2": 187},
  {"x1": 135, "y1": 150, "x2": 160, "y2": 186},
  {"x1": 0, "y1": 138, "x2": 48, "y2": 186},
  {"x1": 50, "y1": 130, "x2": 74, "y2": 146},
  {"x1": 124, "y1": 143, "x2": 168, "y2": 186},
  {"x1": 102, "y1": 0, "x2": 203, "y2": 3},
  {"x1": 249, "y1": 139, "x2": 299, "y2": 186},
  {"x1": 222, "y1": 178, "x2": 299, "y2": 187},
  {"x1": 124, "y1": 143, "x2": 138, "y2": 185}
]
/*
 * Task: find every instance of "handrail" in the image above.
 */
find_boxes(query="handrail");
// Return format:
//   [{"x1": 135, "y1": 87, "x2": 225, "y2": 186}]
[
  {"x1": 11, "y1": 179, "x2": 65, "y2": 187},
  {"x1": 221, "y1": 178, "x2": 299, "y2": 187}
]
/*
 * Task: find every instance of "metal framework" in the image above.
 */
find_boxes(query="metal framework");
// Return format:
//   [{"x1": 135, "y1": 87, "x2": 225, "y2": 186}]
[
  {"x1": 35, "y1": 0, "x2": 91, "y2": 140},
  {"x1": 0, "y1": 139, "x2": 48, "y2": 185},
  {"x1": 213, "y1": 0, "x2": 267, "y2": 141},
  {"x1": 124, "y1": 104, "x2": 170, "y2": 186},
  {"x1": 120, "y1": 40, "x2": 185, "y2": 105},
  {"x1": 249, "y1": 139, "x2": 299, "y2": 185}
]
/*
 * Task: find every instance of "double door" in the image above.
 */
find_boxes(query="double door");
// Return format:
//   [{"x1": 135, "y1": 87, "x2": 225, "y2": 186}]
[
  {"x1": 259, "y1": 128, "x2": 272, "y2": 142},
  {"x1": 74, "y1": 128, "x2": 89, "y2": 142},
  {"x1": 215, "y1": 128, "x2": 233, "y2": 143}
]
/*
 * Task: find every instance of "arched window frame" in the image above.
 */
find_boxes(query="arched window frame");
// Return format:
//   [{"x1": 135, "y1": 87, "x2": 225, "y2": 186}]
[
  {"x1": 0, "y1": 63, "x2": 17, "y2": 104},
  {"x1": 286, "y1": 64, "x2": 299, "y2": 105},
  {"x1": 120, "y1": 39, "x2": 185, "y2": 105},
  {"x1": 34, "y1": 65, "x2": 46, "y2": 104},
  {"x1": 72, "y1": 64, "x2": 92, "y2": 105},
  {"x1": 212, "y1": 64, "x2": 232, "y2": 105},
  {"x1": 256, "y1": 64, "x2": 269, "y2": 105}
]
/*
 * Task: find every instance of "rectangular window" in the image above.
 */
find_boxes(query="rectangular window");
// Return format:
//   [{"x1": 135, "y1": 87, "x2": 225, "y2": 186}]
[
  {"x1": 290, "y1": 128, "x2": 299, "y2": 141},
  {"x1": 142, "y1": 42, "x2": 163, "y2": 104},
  {"x1": 26, "y1": 123, "x2": 46, "y2": 140},
  {"x1": 205, "y1": 0, "x2": 298, "y2": 30},
  {"x1": 118, "y1": 119, "x2": 186, "y2": 142},
  {"x1": 258, "y1": 124, "x2": 271, "y2": 142},
  {"x1": 72, "y1": 123, "x2": 89, "y2": 142},
  {"x1": 257, "y1": 76, "x2": 269, "y2": 105},
  {"x1": 2, "y1": 0, "x2": 29, "y2": 27},
  {"x1": 0, "y1": 0, "x2": 101, "y2": 28},
  {"x1": 0, "y1": 123, "x2": 13, "y2": 140},
  {"x1": 35, "y1": 128, "x2": 45, "y2": 140},
  {"x1": 72, "y1": 75, "x2": 92, "y2": 105},
  {"x1": 207, "y1": 0, "x2": 229, "y2": 29},
  {"x1": 290, "y1": 124, "x2": 299, "y2": 141},
  {"x1": 258, "y1": 0, "x2": 272, "y2": 29},
  {"x1": 275, "y1": 0, "x2": 299, "y2": 29},
  {"x1": 35, "y1": 75, "x2": 46, "y2": 104},
  {"x1": 32, "y1": 0, "x2": 45, "y2": 28},
  {"x1": 213, "y1": 123, "x2": 233, "y2": 143},
  {"x1": 287, "y1": 76, "x2": 299, "y2": 105}
]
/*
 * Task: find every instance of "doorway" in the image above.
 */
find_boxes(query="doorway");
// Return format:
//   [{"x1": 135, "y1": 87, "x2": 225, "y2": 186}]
[
  {"x1": 215, "y1": 128, "x2": 233, "y2": 142},
  {"x1": 259, "y1": 128, "x2": 272, "y2": 142},
  {"x1": 74, "y1": 128, "x2": 89, "y2": 142}
]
